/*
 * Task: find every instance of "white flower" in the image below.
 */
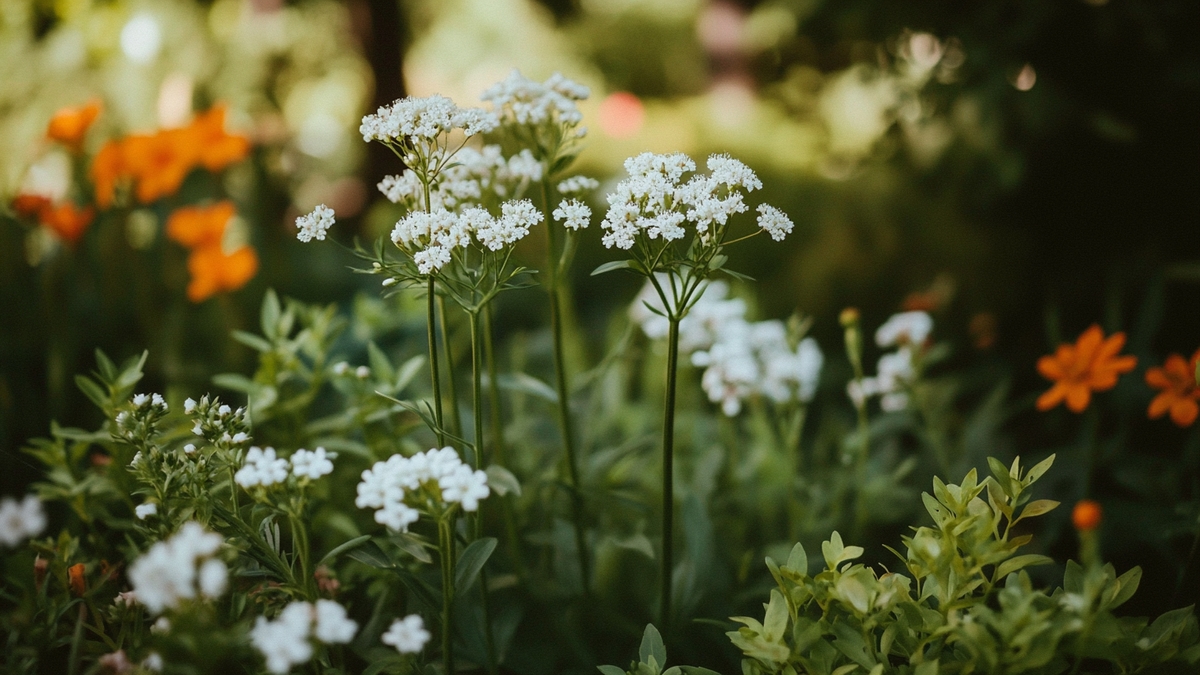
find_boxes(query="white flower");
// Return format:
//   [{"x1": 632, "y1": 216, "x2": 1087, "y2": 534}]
[
  {"x1": 296, "y1": 204, "x2": 335, "y2": 243},
  {"x1": 756, "y1": 204, "x2": 793, "y2": 242},
  {"x1": 557, "y1": 175, "x2": 599, "y2": 197},
  {"x1": 438, "y1": 465, "x2": 490, "y2": 512},
  {"x1": 314, "y1": 600, "x2": 358, "y2": 644},
  {"x1": 141, "y1": 653, "x2": 163, "y2": 672},
  {"x1": 231, "y1": 432, "x2": 249, "y2": 444},
  {"x1": 128, "y1": 523, "x2": 225, "y2": 614},
  {"x1": 629, "y1": 276, "x2": 747, "y2": 353},
  {"x1": 360, "y1": 94, "x2": 498, "y2": 143},
  {"x1": 152, "y1": 617, "x2": 171, "y2": 634},
  {"x1": 381, "y1": 614, "x2": 430, "y2": 654},
  {"x1": 250, "y1": 604, "x2": 313, "y2": 675},
  {"x1": 115, "y1": 590, "x2": 137, "y2": 607},
  {"x1": 481, "y1": 70, "x2": 589, "y2": 127},
  {"x1": 332, "y1": 361, "x2": 351, "y2": 376},
  {"x1": 197, "y1": 558, "x2": 228, "y2": 598},
  {"x1": 184, "y1": 397, "x2": 196, "y2": 413},
  {"x1": 707, "y1": 154, "x2": 762, "y2": 191},
  {"x1": 506, "y1": 149, "x2": 543, "y2": 182},
  {"x1": 133, "y1": 393, "x2": 149, "y2": 407},
  {"x1": 0, "y1": 494, "x2": 46, "y2": 547},
  {"x1": 151, "y1": 393, "x2": 167, "y2": 409},
  {"x1": 183, "y1": 443, "x2": 196, "y2": 454},
  {"x1": 291, "y1": 448, "x2": 334, "y2": 480},
  {"x1": 136, "y1": 503, "x2": 158, "y2": 520},
  {"x1": 217, "y1": 404, "x2": 231, "y2": 416},
  {"x1": 553, "y1": 199, "x2": 591, "y2": 231},
  {"x1": 235, "y1": 447, "x2": 290, "y2": 489},
  {"x1": 875, "y1": 311, "x2": 933, "y2": 348}
]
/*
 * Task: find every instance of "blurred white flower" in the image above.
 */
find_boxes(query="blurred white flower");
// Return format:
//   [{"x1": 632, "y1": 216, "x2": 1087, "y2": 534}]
[
  {"x1": 135, "y1": 503, "x2": 158, "y2": 520},
  {"x1": 234, "y1": 447, "x2": 290, "y2": 489},
  {"x1": 291, "y1": 448, "x2": 334, "y2": 480},
  {"x1": 382, "y1": 614, "x2": 430, "y2": 654},
  {"x1": 0, "y1": 494, "x2": 46, "y2": 547},
  {"x1": 128, "y1": 522, "x2": 225, "y2": 614},
  {"x1": 875, "y1": 311, "x2": 933, "y2": 348}
]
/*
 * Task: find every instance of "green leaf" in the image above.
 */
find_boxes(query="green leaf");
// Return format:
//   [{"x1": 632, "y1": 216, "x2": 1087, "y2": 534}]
[
  {"x1": 1025, "y1": 454, "x2": 1055, "y2": 483},
  {"x1": 231, "y1": 330, "x2": 272, "y2": 353},
  {"x1": 987, "y1": 457, "x2": 1015, "y2": 497},
  {"x1": 95, "y1": 349, "x2": 117, "y2": 381},
  {"x1": 485, "y1": 465, "x2": 522, "y2": 497},
  {"x1": 367, "y1": 341, "x2": 395, "y2": 384},
  {"x1": 994, "y1": 554, "x2": 1053, "y2": 579},
  {"x1": 212, "y1": 373, "x2": 257, "y2": 394},
  {"x1": 261, "y1": 289, "x2": 281, "y2": 340},
  {"x1": 597, "y1": 667, "x2": 627, "y2": 675},
  {"x1": 1016, "y1": 499, "x2": 1059, "y2": 522},
  {"x1": 454, "y1": 537, "x2": 497, "y2": 593},
  {"x1": 914, "y1": 660, "x2": 939, "y2": 675},
  {"x1": 638, "y1": 624, "x2": 667, "y2": 672},
  {"x1": 496, "y1": 373, "x2": 558, "y2": 403},
  {"x1": 591, "y1": 260, "x2": 634, "y2": 276},
  {"x1": 389, "y1": 532, "x2": 434, "y2": 564},
  {"x1": 763, "y1": 590, "x2": 789, "y2": 641},
  {"x1": 318, "y1": 534, "x2": 372, "y2": 566},
  {"x1": 75, "y1": 376, "x2": 109, "y2": 410},
  {"x1": 784, "y1": 542, "x2": 808, "y2": 575},
  {"x1": 1106, "y1": 566, "x2": 1142, "y2": 610},
  {"x1": 347, "y1": 540, "x2": 394, "y2": 569},
  {"x1": 116, "y1": 351, "x2": 148, "y2": 389},
  {"x1": 394, "y1": 355, "x2": 426, "y2": 392}
]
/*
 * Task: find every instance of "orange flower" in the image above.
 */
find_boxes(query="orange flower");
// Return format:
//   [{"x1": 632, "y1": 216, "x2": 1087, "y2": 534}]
[
  {"x1": 167, "y1": 201, "x2": 235, "y2": 249},
  {"x1": 123, "y1": 128, "x2": 199, "y2": 203},
  {"x1": 39, "y1": 202, "x2": 95, "y2": 244},
  {"x1": 47, "y1": 99, "x2": 102, "y2": 151},
  {"x1": 190, "y1": 104, "x2": 250, "y2": 172},
  {"x1": 90, "y1": 140, "x2": 127, "y2": 209},
  {"x1": 1145, "y1": 348, "x2": 1200, "y2": 427},
  {"x1": 1036, "y1": 324, "x2": 1137, "y2": 413},
  {"x1": 186, "y1": 245, "x2": 258, "y2": 302},
  {"x1": 68, "y1": 562, "x2": 87, "y2": 596},
  {"x1": 12, "y1": 194, "x2": 52, "y2": 217},
  {"x1": 1072, "y1": 499, "x2": 1102, "y2": 531}
]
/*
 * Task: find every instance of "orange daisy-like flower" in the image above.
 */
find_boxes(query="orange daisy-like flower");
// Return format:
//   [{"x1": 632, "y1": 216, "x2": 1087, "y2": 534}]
[
  {"x1": 1036, "y1": 324, "x2": 1137, "y2": 413},
  {"x1": 123, "y1": 128, "x2": 199, "y2": 204},
  {"x1": 47, "y1": 99, "x2": 102, "y2": 151},
  {"x1": 39, "y1": 202, "x2": 95, "y2": 244},
  {"x1": 186, "y1": 244, "x2": 258, "y2": 302},
  {"x1": 1145, "y1": 348, "x2": 1200, "y2": 427},
  {"x1": 190, "y1": 104, "x2": 251, "y2": 172},
  {"x1": 166, "y1": 201, "x2": 235, "y2": 249}
]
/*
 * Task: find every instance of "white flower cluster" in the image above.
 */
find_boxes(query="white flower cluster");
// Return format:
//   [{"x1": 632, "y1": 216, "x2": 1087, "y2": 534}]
[
  {"x1": 128, "y1": 522, "x2": 227, "y2": 614},
  {"x1": 629, "y1": 277, "x2": 747, "y2": 353},
  {"x1": 235, "y1": 446, "x2": 335, "y2": 489},
  {"x1": 295, "y1": 204, "x2": 335, "y2": 243},
  {"x1": 136, "y1": 502, "x2": 158, "y2": 520},
  {"x1": 390, "y1": 199, "x2": 542, "y2": 274},
  {"x1": 847, "y1": 311, "x2": 933, "y2": 412},
  {"x1": 601, "y1": 153, "x2": 786, "y2": 250},
  {"x1": 250, "y1": 600, "x2": 358, "y2": 674},
  {"x1": 378, "y1": 146, "x2": 543, "y2": 212},
  {"x1": 114, "y1": 393, "x2": 170, "y2": 440},
  {"x1": 355, "y1": 446, "x2": 489, "y2": 532},
  {"x1": 553, "y1": 199, "x2": 591, "y2": 231},
  {"x1": 360, "y1": 94, "x2": 498, "y2": 143},
  {"x1": 692, "y1": 322, "x2": 824, "y2": 416},
  {"x1": 0, "y1": 494, "x2": 46, "y2": 547},
  {"x1": 557, "y1": 175, "x2": 599, "y2": 197},
  {"x1": 481, "y1": 69, "x2": 590, "y2": 127},
  {"x1": 184, "y1": 396, "x2": 250, "y2": 448},
  {"x1": 381, "y1": 614, "x2": 430, "y2": 654}
]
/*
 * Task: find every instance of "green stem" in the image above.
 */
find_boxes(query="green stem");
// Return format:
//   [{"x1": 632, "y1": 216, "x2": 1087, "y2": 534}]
[
  {"x1": 484, "y1": 306, "x2": 528, "y2": 581},
  {"x1": 427, "y1": 277, "x2": 445, "y2": 446},
  {"x1": 468, "y1": 310, "x2": 499, "y2": 675},
  {"x1": 661, "y1": 317, "x2": 681, "y2": 627},
  {"x1": 438, "y1": 517, "x2": 456, "y2": 675},
  {"x1": 541, "y1": 178, "x2": 590, "y2": 594},
  {"x1": 438, "y1": 295, "x2": 464, "y2": 442}
]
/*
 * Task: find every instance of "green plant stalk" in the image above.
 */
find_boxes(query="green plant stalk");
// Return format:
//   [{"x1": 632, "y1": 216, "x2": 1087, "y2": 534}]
[
  {"x1": 427, "y1": 277, "x2": 446, "y2": 446},
  {"x1": 468, "y1": 309, "x2": 500, "y2": 675},
  {"x1": 438, "y1": 517, "x2": 456, "y2": 675},
  {"x1": 540, "y1": 178, "x2": 590, "y2": 594},
  {"x1": 438, "y1": 295, "x2": 464, "y2": 441},
  {"x1": 483, "y1": 306, "x2": 528, "y2": 581},
  {"x1": 660, "y1": 317, "x2": 681, "y2": 626},
  {"x1": 843, "y1": 321, "x2": 870, "y2": 539}
]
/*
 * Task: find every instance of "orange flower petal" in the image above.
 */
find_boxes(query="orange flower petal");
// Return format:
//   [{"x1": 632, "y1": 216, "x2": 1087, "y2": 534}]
[
  {"x1": 47, "y1": 99, "x2": 102, "y2": 150},
  {"x1": 1037, "y1": 382, "x2": 1067, "y2": 411},
  {"x1": 191, "y1": 105, "x2": 251, "y2": 172},
  {"x1": 167, "y1": 202, "x2": 235, "y2": 249},
  {"x1": 1145, "y1": 366, "x2": 1172, "y2": 390},
  {"x1": 1037, "y1": 354, "x2": 1065, "y2": 380},
  {"x1": 90, "y1": 140, "x2": 127, "y2": 209},
  {"x1": 39, "y1": 203, "x2": 94, "y2": 244},
  {"x1": 1170, "y1": 399, "x2": 1199, "y2": 427},
  {"x1": 1148, "y1": 392, "x2": 1174, "y2": 419},
  {"x1": 1064, "y1": 384, "x2": 1091, "y2": 413},
  {"x1": 1074, "y1": 325, "x2": 1104, "y2": 364}
]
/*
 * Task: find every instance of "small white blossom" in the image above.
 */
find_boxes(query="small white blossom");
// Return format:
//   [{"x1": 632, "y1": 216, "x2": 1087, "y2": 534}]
[
  {"x1": 557, "y1": 175, "x2": 599, "y2": 196},
  {"x1": 875, "y1": 311, "x2": 933, "y2": 348},
  {"x1": 0, "y1": 494, "x2": 47, "y2": 547},
  {"x1": 438, "y1": 464, "x2": 491, "y2": 512},
  {"x1": 115, "y1": 590, "x2": 137, "y2": 607},
  {"x1": 183, "y1": 443, "x2": 196, "y2": 454},
  {"x1": 133, "y1": 393, "x2": 149, "y2": 407},
  {"x1": 756, "y1": 204, "x2": 794, "y2": 242},
  {"x1": 382, "y1": 614, "x2": 430, "y2": 654},
  {"x1": 135, "y1": 503, "x2": 158, "y2": 520},
  {"x1": 296, "y1": 204, "x2": 335, "y2": 243},
  {"x1": 481, "y1": 70, "x2": 589, "y2": 127},
  {"x1": 235, "y1": 447, "x2": 290, "y2": 489},
  {"x1": 142, "y1": 653, "x2": 163, "y2": 672},
  {"x1": 152, "y1": 393, "x2": 166, "y2": 409},
  {"x1": 184, "y1": 398, "x2": 196, "y2": 413},
  {"x1": 250, "y1": 603, "x2": 314, "y2": 675},
  {"x1": 128, "y1": 523, "x2": 226, "y2": 614},
  {"x1": 355, "y1": 366, "x2": 371, "y2": 379},
  {"x1": 291, "y1": 448, "x2": 334, "y2": 480},
  {"x1": 217, "y1": 404, "x2": 231, "y2": 416},
  {"x1": 197, "y1": 558, "x2": 228, "y2": 598},
  {"x1": 314, "y1": 600, "x2": 358, "y2": 644},
  {"x1": 360, "y1": 94, "x2": 498, "y2": 143},
  {"x1": 231, "y1": 432, "x2": 249, "y2": 444},
  {"x1": 553, "y1": 199, "x2": 591, "y2": 231},
  {"x1": 152, "y1": 617, "x2": 171, "y2": 634}
]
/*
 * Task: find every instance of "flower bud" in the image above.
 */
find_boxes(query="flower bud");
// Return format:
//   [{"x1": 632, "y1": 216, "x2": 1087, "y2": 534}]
[
  {"x1": 68, "y1": 562, "x2": 86, "y2": 597},
  {"x1": 1072, "y1": 499, "x2": 1102, "y2": 532}
]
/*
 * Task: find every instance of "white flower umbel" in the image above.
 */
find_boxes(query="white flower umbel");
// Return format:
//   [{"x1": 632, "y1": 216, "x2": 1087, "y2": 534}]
[
  {"x1": 291, "y1": 447, "x2": 334, "y2": 480},
  {"x1": 875, "y1": 311, "x2": 933, "y2": 348},
  {"x1": 553, "y1": 199, "x2": 591, "y2": 231},
  {"x1": 355, "y1": 446, "x2": 489, "y2": 532},
  {"x1": 251, "y1": 600, "x2": 358, "y2": 674},
  {"x1": 481, "y1": 70, "x2": 589, "y2": 127},
  {"x1": 756, "y1": 204, "x2": 794, "y2": 242},
  {"x1": 0, "y1": 494, "x2": 46, "y2": 547},
  {"x1": 127, "y1": 522, "x2": 226, "y2": 614},
  {"x1": 630, "y1": 276, "x2": 747, "y2": 353},
  {"x1": 234, "y1": 446, "x2": 290, "y2": 489},
  {"x1": 382, "y1": 614, "x2": 431, "y2": 654},
  {"x1": 360, "y1": 94, "x2": 497, "y2": 144},
  {"x1": 691, "y1": 320, "x2": 825, "y2": 416},
  {"x1": 557, "y1": 175, "x2": 599, "y2": 197},
  {"x1": 296, "y1": 204, "x2": 335, "y2": 243}
]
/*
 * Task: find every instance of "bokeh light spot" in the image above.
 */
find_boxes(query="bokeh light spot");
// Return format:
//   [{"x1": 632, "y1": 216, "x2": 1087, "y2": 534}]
[{"x1": 598, "y1": 92, "x2": 644, "y2": 139}]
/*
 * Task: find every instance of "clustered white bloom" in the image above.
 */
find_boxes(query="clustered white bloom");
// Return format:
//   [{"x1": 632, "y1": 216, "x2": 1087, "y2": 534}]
[
  {"x1": 184, "y1": 395, "x2": 250, "y2": 448},
  {"x1": 601, "y1": 152, "x2": 786, "y2": 250},
  {"x1": 355, "y1": 446, "x2": 489, "y2": 532},
  {"x1": 381, "y1": 614, "x2": 431, "y2": 654},
  {"x1": 250, "y1": 600, "x2": 357, "y2": 674},
  {"x1": 692, "y1": 322, "x2": 824, "y2": 416},
  {"x1": 556, "y1": 175, "x2": 599, "y2": 197},
  {"x1": 127, "y1": 522, "x2": 227, "y2": 614},
  {"x1": 235, "y1": 446, "x2": 336, "y2": 488},
  {"x1": 295, "y1": 204, "x2": 335, "y2": 243},
  {"x1": 481, "y1": 69, "x2": 590, "y2": 127},
  {"x1": 630, "y1": 277, "x2": 747, "y2": 353},
  {"x1": 0, "y1": 494, "x2": 46, "y2": 547},
  {"x1": 847, "y1": 311, "x2": 933, "y2": 412},
  {"x1": 378, "y1": 145, "x2": 543, "y2": 212},
  {"x1": 135, "y1": 502, "x2": 158, "y2": 520},
  {"x1": 552, "y1": 199, "x2": 591, "y2": 231},
  {"x1": 389, "y1": 199, "x2": 542, "y2": 274},
  {"x1": 360, "y1": 94, "x2": 498, "y2": 143},
  {"x1": 115, "y1": 392, "x2": 171, "y2": 441}
]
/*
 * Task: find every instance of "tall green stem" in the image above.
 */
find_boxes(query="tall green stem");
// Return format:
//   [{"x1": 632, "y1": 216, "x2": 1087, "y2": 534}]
[
  {"x1": 427, "y1": 277, "x2": 445, "y2": 446},
  {"x1": 483, "y1": 306, "x2": 528, "y2": 581},
  {"x1": 660, "y1": 317, "x2": 681, "y2": 626},
  {"x1": 438, "y1": 296, "x2": 464, "y2": 441},
  {"x1": 469, "y1": 311, "x2": 484, "y2": 470},
  {"x1": 438, "y1": 517, "x2": 456, "y2": 675},
  {"x1": 541, "y1": 178, "x2": 590, "y2": 594}
]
